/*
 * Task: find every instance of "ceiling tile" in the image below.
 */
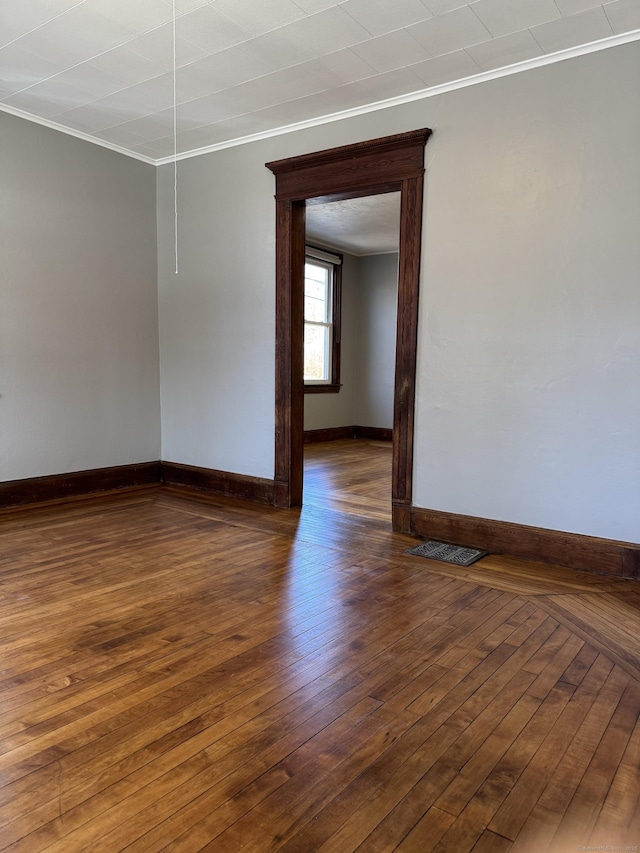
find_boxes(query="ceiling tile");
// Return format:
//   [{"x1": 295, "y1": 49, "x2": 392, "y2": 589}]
[
  {"x1": 45, "y1": 63, "x2": 130, "y2": 101},
  {"x1": 554, "y1": 0, "x2": 606, "y2": 14},
  {"x1": 8, "y1": 75, "x2": 92, "y2": 113},
  {"x1": 85, "y1": 0, "x2": 173, "y2": 32},
  {"x1": 107, "y1": 113, "x2": 174, "y2": 141},
  {"x1": 174, "y1": 124, "x2": 231, "y2": 151},
  {"x1": 52, "y1": 103, "x2": 128, "y2": 132},
  {"x1": 177, "y1": 45, "x2": 273, "y2": 93},
  {"x1": 291, "y1": 0, "x2": 342, "y2": 11},
  {"x1": 465, "y1": 28, "x2": 543, "y2": 68},
  {"x1": 234, "y1": 29, "x2": 321, "y2": 71},
  {"x1": 208, "y1": 111, "x2": 281, "y2": 136},
  {"x1": 231, "y1": 65, "x2": 331, "y2": 109},
  {"x1": 117, "y1": 74, "x2": 176, "y2": 112},
  {"x1": 309, "y1": 88, "x2": 364, "y2": 117},
  {"x1": 89, "y1": 75, "x2": 174, "y2": 122},
  {"x1": 339, "y1": 0, "x2": 432, "y2": 37},
  {"x1": 2, "y1": 89, "x2": 73, "y2": 117},
  {"x1": 252, "y1": 85, "x2": 365, "y2": 123},
  {"x1": 530, "y1": 6, "x2": 613, "y2": 52},
  {"x1": 408, "y1": 5, "x2": 493, "y2": 56},
  {"x1": 309, "y1": 48, "x2": 377, "y2": 85},
  {"x1": 351, "y1": 30, "x2": 432, "y2": 72},
  {"x1": 258, "y1": 94, "x2": 338, "y2": 123},
  {"x1": 95, "y1": 124, "x2": 150, "y2": 147},
  {"x1": 174, "y1": 62, "x2": 228, "y2": 101},
  {"x1": 343, "y1": 65, "x2": 427, "y2": 101},
  {"x1": 42, "y1": 0, "x2": 96, "y2": 12},
  {"x1": 0, "y1": 0, "x2": 64, "y2": 48},
  {"x1": 175, "y1": 5, "x2": 253, "y2": 53},
  {"x1": 409, "y1": 48, "x2": 481, "y2": 85},
  {"x1": 176, "y1": 89, "x2": 248, "y2": 125},
  {"x1": 257, "y1": 95, "x2": 342, "y2": 126},
  {"x1": 82, "y1": 46, "x2": 168, "y2": 86},
  {"x1": 423, "y1": 0, "x2": 472, "y2": 12},
  {"x1": 162, "y1": 0, "x2": 209, "y2": 13},
  {"x1": 603, "y1": 0, "x2": 640, "y2": 33},
  {"x1": 124, "y1": 24, "x2": 209, "y2": 70},
  {"x1": 211, "y1": 0, "x2": 306, "y2": 35},
  {"x1": 0, "y1": 43, "x2": 66, "y2": 95},
  {"x1": 471, "y1": 0, "x2": 562, "y2": 37},
  {"x1": 281, "y1": 6, "x2": 372, "y2": 52},
  {"x1": 130, "y1": 136, "x2": 176, "y2": 157},
  {"x1": 17, "y1": 5, "x2": 134, "y2": 67},
  {"x1": 173, "y1": 107, "x2": 214, "y2": 134}
]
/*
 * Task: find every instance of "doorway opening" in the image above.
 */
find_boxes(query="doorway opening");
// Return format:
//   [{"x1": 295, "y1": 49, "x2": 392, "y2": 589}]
[
  {"x1": 302, "y1": 193, "x2": 400, "y2": 523},
  {"x1": 266, "y1": 128, "x2": 431, "y2": 533}
]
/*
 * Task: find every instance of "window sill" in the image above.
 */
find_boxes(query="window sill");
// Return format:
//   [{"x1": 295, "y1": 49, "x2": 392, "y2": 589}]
[{"x1": 304, "y1": 384, "x2": 341, "y2": 394}]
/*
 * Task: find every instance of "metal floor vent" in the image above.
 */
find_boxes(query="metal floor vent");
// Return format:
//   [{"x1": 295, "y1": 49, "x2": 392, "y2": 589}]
[{"x1": 408, "y1": 540, "x2": 487, "y2": 566}]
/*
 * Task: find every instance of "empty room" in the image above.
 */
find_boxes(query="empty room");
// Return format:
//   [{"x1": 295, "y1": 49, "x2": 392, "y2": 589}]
[{"x1": 1, "y1": 0, "x2": 639, "y2": 850}]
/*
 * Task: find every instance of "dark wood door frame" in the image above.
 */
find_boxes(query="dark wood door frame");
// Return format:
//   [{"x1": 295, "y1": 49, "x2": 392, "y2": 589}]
[{"x1": 266, "y1": 128, "x2": 432, "y2": 533}]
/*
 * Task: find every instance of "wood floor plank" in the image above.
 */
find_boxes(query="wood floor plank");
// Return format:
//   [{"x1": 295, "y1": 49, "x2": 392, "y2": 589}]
[
  {"x1": 394, "y1": 806, "x2": 457, "y2": 852},
  {"x1": 469, "y1": 830, "x2": 512, "y2": 853},
  {"x1": 352, "y1": 763, "x2": 459, "y2": 853}
]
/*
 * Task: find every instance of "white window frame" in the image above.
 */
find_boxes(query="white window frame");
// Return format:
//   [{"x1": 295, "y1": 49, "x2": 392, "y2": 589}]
[{"x1": 303, "y1": 246, "x2": 342, "y2": 392}]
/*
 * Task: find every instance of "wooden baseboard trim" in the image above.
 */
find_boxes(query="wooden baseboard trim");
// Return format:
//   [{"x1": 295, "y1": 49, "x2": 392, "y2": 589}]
[
  {"x1": 304, "y1": 425, "x2": 393, "y2": 444},
  {"x1": 410, "y1": 507, "x2": 640, "y2": 577},
  {"x1": 0, "y1": 461, "x2": 276, "y2": 510},
  {"x1": 161, "y1": 462, "x2": 275, "y2": 505},
  {"x1": 0, "y1": 462, "x2": 161, "y2": 508},
  {"x1": 304, "y1": 426, "x2": 355, "y2": 444},
  {"x1": 392, "y1": 500, "x2": 412, "y2": 535},
  {"x1": 273, "y1": 480, "x2": 292, "y2": 509},
  {"x1": 354, "y1": 426, "x2": 393, "y2": 442}
]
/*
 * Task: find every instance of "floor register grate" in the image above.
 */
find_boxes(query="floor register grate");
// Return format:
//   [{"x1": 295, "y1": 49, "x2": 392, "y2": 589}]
[{"x1": 408, "y1": 539, "x2": 487, "y2": 566}]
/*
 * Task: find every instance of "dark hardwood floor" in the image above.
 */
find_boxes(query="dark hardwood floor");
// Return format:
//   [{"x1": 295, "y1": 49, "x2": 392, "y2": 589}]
[{"x1": 0, "y1": 440, "x2": 638, "y2": 852}]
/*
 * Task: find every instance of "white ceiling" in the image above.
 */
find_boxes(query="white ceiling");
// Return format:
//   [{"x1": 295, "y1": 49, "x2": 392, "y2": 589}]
[
  {"x1": 306, "y1": 192, "x2": 400, "y2": 255},
  {"x1": 1, "y1": 0, "x2": 639, "y2": 164}
]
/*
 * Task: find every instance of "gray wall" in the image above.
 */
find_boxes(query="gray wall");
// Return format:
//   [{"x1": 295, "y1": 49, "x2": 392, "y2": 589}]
[
  {"x1": 304, "y1": 251, "x2": 398, "y2": 432},
  {"x1": 157, "y1": 42, "x2": 640, "y2": 543},
  {"x1": 355, "y1": 253, "x2": 398, "y2": 430},
  {"x1": 1, "y1": 112, "x2": 160, "y2": 481}
]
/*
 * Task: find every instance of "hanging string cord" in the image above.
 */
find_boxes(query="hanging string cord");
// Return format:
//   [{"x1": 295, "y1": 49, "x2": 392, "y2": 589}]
[{"x1": 173, "y1": 0, "x2": 179, "y2": 274}]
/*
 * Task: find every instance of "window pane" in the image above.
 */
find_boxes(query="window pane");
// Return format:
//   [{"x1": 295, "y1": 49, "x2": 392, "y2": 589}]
[
  {"x1": 304, "y1": 323, "x2": 329, "y2": 381},
  {"x1": 305, "y1": 293, "x2": 326, "y2": 322},
  {"x1": 305, "y1": 278, "x2": 325, "y2": 300},
  {"x1": 304, "y1": 263, "x2": 329, "y2": 323},
  {"x1": 305, "y1": 262, "x2": 328, "y2": 284}
]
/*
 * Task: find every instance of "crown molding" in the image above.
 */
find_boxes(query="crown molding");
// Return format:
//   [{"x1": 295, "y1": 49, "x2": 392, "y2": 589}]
[
  {"x1": 0, "y1": 104, "x2": 156, "y2": 165},
  {"x1": 155, "y1": 29, "x2": 640, "y2": 166}
]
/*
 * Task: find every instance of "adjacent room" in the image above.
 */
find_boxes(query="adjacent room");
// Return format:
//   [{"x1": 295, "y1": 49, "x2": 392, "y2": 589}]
[
  {"x1": 303, "y1": 193, "x2": 399, "y2": 520},
  {"x1": 1, "y1": 1, "x2": 639, "y2": 849}
]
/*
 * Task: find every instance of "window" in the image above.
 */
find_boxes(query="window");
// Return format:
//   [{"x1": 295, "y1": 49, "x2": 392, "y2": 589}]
[{"x1": 304, "y1": 247, "x2": 342, "y2": 393}]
